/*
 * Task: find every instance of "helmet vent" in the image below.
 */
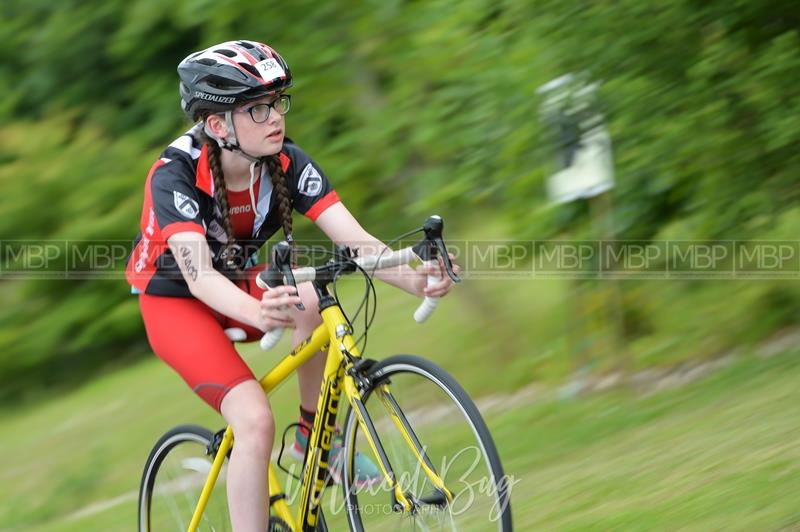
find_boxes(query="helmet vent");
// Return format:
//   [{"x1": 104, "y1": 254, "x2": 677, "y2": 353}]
[
  {"x1": 239, "y1": 63, "x2": 259, "y2": 77},
  {"x1": 197, "y1": 58, "x2": 216, "y2": 66},
  {"x1": 214, "y1": 48, "x2": 237, "y2": 57}
]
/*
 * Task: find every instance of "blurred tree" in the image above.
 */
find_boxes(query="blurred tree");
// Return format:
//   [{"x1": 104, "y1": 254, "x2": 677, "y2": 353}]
[{"x1": 0, "y1": 0, "x2": 798, "y2": 399}]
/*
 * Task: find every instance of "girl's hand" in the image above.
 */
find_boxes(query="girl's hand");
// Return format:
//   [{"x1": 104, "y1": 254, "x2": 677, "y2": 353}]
[
  {"x1": 258, "y1": 285, "x2": 302, "y2": 331},
  {"x1": 414, "y1": 253, "x2": 460, "y2": 298}
]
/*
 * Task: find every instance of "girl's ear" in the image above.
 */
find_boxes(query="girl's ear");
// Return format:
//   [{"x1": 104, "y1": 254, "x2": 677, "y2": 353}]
[{"x1": 205, "y1": 114, "x2": 228, "y2": 138}]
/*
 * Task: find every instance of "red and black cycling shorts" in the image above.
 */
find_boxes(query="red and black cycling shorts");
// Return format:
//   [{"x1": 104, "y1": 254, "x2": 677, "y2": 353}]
[{"x1": 138, "y1": 265, "x2": 266, "y2": 412}]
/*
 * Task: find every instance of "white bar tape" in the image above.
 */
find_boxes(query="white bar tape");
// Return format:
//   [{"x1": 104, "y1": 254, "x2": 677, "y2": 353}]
[
  {"x1": 260, "y1": 327, "x2": 284, "y2": 350},
  {"x1": 292, "y1": 267, "x2": 317, "y2": 284},
  {"x1": 355, "y1": 247, "x2": 417, "y2": 271},
  {"x1": 256, "y1": 267, "x2": 317, "y2": 289},
  {"x1": 413, "y1": 262, "x2": 441, "y2": 323},
  {"x1": 224, "y1": 327, "x2": 247, "y2": 342}
]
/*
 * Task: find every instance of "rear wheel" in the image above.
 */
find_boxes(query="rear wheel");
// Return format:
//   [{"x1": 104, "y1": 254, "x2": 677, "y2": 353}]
[
  {"x1": 341, "y1": 355, "x2": 513, "y2": 531},
  {"x1": 138, "y1": 425, "x2": 230, "y2": 531}
]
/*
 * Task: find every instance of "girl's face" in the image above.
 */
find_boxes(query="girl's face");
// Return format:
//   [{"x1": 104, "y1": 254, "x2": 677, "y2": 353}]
[{"x1": 218, "y1": 94, "x2": 287, "y2": 157}]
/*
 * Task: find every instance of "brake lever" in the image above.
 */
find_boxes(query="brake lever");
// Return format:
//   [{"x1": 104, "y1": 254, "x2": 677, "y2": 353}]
[
  {"x1": 258, "y1": 241, "x2": 305, "y2": 310},
  {"x1": 413, "y1": 215, "x2": 461, "y2": 283},
  {"x1": 434, "y1": 236, "x2": 461, "y2": 283},
  {"x1": 280, "y1": 263, "x2": 305, "y2": 311}
]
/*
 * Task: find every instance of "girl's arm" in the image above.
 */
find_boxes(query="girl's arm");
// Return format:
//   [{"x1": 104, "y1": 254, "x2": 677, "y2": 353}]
[
  {"x1": 314, "y1": 202, "x2": 456, "y2": 297},
  {"x1": 167, "y1": 231, "x2": 300, "y2": 330}
]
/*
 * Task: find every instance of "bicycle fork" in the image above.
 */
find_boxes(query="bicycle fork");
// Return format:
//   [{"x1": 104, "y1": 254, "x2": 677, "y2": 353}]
[{"x1": 343, "y1": 376, "x2": 454, "y2": 514}]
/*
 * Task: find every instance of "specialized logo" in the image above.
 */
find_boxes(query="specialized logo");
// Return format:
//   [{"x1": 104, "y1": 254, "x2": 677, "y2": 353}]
[
  {"x1": 173, "y1": 191, "x2": 200, "y2": 219},
  {"x1": 255, "y1": 58, "x2": 286, "y2": 81},
  {"x1": 194, "y1": 91, "x2": 236, "y2": 104},
  {"x1": 298, "y1": 163, "x2": 323, "y2": 197}
]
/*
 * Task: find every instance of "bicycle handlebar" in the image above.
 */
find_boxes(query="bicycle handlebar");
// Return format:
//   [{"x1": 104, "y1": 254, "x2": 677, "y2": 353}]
[{"x1": 255, "y1": 215, "x2": 460, "y2": 350}]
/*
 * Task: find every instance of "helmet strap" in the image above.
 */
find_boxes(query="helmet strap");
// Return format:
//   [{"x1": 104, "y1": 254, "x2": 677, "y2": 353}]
[
  {"x1": 203, "y1": 111, "x2": 263, "y2": 164},
  {"x1": 248, "y1": 160, "x2": 259, "y2": 215},
  {"x1": 223, "y1": 111, "x2": 239, "y2": 148}
]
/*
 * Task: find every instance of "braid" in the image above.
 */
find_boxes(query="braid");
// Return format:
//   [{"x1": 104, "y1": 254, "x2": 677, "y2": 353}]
[
  {"x1": 198, "y1": 130, "x2": 240, "y2": 270},
  {"x1": 266, "y1": 154, "x2": 294, "y2": 245}
]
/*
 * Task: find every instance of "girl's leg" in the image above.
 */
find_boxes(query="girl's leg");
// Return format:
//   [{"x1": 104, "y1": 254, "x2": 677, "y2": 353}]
[
  {"x1": 229, "y1": 268, "x2": 378, "y2": 484},
  {"x1": 288, "y1": 281, "x2": 326, "y2": 412},
  {"x1": 222, "y1": 266, "x2": 326, "y2": 416},
  {"x1": 220, "y1": 380, "x2": 275, "y2": 532},
  {"x1": 139, "y1": 294, "x2": 272, "y2": 530},
  {"x1": 286, "y1": 283, "x2": 380, "y2": 486}
]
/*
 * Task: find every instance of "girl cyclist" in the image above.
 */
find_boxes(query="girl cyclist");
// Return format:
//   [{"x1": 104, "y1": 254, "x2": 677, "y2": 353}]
[{"x1": 126, "y1": 40, "x2": 458, "y2": 531}]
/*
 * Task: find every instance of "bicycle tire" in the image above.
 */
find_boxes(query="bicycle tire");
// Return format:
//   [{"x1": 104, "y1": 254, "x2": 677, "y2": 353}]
[
  {"x1": 341, "y1": 354, "x2": 513, "y2": 531},
  {"x1": 138, "y1": 424, "x2": 230, "y2": 531}
]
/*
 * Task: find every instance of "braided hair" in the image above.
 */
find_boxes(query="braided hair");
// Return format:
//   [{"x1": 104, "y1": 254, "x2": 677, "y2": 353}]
[
  {"x1": 196, "y1": 129, "x2": 239, "y2": 270},
  {"x1": 265, "y1": 154, "x2": 294, "y2": 245}
]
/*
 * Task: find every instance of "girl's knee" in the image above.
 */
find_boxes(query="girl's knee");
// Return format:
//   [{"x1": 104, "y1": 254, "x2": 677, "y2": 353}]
[
  {"x1": 221, "y1": 381, "x2": 275, "y2": 449},
  {"x1": 232, "y1": 407, "x2": 275, "y2": 455},
  {"x1": 237, "y1": 407, "x2": 275, "y2": 437}
]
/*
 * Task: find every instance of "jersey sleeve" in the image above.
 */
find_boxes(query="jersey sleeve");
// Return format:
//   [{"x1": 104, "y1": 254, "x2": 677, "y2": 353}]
[
  {"x1": 149, "y1": 160, "x2": 206, "y2": 240},
  {"x1": 284, "y1": 144, "x2": 341, "y2": 221}
]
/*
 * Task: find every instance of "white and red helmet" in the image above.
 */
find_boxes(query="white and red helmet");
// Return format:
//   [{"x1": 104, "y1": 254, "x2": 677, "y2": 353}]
[{"x1": 178, "y1": 40, "x2": 292, "y2": 120}]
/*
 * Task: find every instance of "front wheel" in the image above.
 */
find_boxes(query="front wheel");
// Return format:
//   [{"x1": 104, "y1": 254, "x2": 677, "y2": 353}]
[
  {"x1": 138, "y1": 425, "x2": 230, "y2": 531},
  {"x1": 341, "y1": 355, "x2": 513, "y2": 531}
]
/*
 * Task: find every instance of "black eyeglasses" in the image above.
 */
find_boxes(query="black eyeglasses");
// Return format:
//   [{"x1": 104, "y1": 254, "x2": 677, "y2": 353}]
[{"x1": 237, "y1": 94, "x2": 292, "y2": 123}]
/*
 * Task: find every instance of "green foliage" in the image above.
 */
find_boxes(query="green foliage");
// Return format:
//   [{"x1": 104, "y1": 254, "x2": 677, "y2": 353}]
[{"x1": 0, "y1": 1, "x2": 798, "y2": 398}]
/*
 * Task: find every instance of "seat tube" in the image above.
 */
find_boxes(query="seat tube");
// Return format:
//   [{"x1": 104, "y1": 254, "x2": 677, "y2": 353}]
[
  {"x1": 296, "y1": 324, "x2": 347, "y2": 530},
  {"x1": 268, "y1": 464, "x2": 295, "y2": 527},
  {"x1": 188, "y1": 426, "x2": 233, "y2": 532}
]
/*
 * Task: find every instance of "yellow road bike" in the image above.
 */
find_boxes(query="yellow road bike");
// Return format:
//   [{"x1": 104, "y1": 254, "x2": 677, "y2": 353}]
[{"x1": 137, "y1": 216, "x2": 513, "y2": 531}]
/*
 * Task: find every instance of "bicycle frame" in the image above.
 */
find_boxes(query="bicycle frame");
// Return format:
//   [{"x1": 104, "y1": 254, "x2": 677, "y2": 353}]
[{"x1": 186, "y1": 299, "x2": 451, "y2": 532}]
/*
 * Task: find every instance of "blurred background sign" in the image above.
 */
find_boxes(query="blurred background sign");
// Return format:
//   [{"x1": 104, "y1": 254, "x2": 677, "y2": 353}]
[
  {"x1": 537, "y1": 73, "x2": 626, "y2": 394},
  {"x1": 537, "y1": 73, "x2": 614, "y2": 205}
]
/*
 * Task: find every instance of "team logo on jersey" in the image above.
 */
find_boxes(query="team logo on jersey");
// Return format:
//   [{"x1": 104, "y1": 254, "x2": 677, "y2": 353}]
[
  {"x1": 173, "y1": 191, "x2": 200, "y2": 219},
  {"x1": 229, "y1": 204, "x2": 252, "y2": 215},
  {"x1": 298, "y1": 163, "x2": 323, "y2": 197}
]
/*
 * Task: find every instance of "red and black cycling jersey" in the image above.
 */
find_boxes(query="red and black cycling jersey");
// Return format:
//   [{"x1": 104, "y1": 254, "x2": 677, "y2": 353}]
[{"x1": 126, "y1": 123, "x2": 340, "y2": 297}]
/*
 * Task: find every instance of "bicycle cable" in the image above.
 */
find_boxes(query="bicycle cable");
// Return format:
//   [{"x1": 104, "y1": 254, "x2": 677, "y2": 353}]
[
  {"x1": 276, "y1": 422, "x2": 305, "y2": 481},
  {"x1": 351, "y1": 226, "x2": 424, "y2": 350},
  {"x1": 330, "y1": 251, "x2": 376, "y2": 354}
]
